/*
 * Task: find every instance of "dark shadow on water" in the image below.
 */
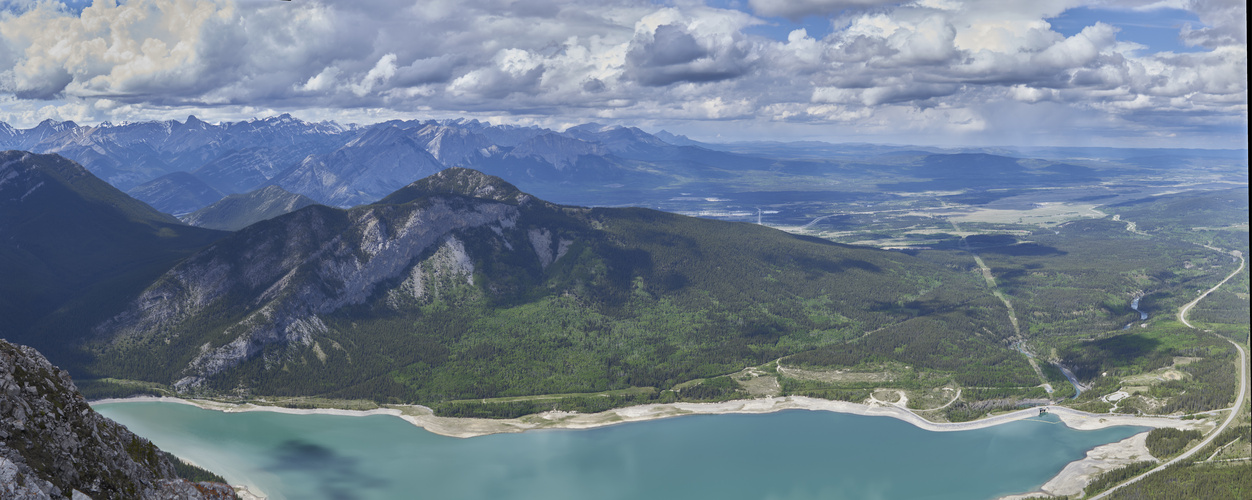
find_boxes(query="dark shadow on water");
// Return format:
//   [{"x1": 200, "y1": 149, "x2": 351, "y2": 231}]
[{"x1": 264, "y1": 440, "x2": 390, "y2": 500}]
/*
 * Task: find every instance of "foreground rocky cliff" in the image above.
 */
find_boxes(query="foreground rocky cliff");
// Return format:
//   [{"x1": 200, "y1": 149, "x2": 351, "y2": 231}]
[{"x1": 0, "y1": 339, "x2": 235, "y2": 500}]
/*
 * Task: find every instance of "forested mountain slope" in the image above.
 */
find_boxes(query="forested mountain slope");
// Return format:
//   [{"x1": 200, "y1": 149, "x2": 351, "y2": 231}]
[
  {"x1": 88, "y1": 168, "x2": 1026, "y2": 404},
  {"x1": 0, "y1": 152, "x2": 225, "y2": 359},
  {"x1": 181, "y1": 185, "x2": 318, "y2": 231}
]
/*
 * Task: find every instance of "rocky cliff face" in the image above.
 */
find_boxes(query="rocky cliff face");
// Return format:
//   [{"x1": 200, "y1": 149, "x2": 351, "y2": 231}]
[
  {"x1": 412, "y1": 124, "x2": 497, "y2": 167},
  {"x1": 505, "y1": 132, "x2": 606, "y2": 170},
  {"x1": 0, "y1": 340, "x2": 235, "y2": 500},
  {"x1": 270, "y1": 125, "x2": 446, "y2": 207}
]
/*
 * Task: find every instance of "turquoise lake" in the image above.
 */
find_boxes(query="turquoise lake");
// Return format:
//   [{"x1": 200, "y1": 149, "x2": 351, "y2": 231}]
[{"x1": 95, "y1": 402, "x2": 1146, "y2": 500}]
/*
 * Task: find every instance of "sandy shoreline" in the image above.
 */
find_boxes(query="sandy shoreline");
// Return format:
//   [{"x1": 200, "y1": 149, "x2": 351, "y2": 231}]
[
  {"x1": 92, "y1": 395, "x2": 1213, "y2": 500},
  {"x1": 90, "y1": 394, "x2": 1205, "y2": 437}
]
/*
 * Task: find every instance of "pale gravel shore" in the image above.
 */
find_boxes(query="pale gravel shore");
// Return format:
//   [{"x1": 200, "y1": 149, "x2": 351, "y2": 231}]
[
  {"x1": 91, "y1": 395, "x2": 1210, "y2": 438},
  {"x1": 1041, "y1": 432, "x2": 1156, "y2": 497},
  {"x1": 233, "y1": 485, "x2": 266, "y2": 500},
  {"x1": 92, "y1": 395, "x2": 1214, "y2": 500}
]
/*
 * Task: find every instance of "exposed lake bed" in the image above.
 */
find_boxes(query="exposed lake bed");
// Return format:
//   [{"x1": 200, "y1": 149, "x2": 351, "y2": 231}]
[{"x1": 92, "y1": 398, "x2": 1206, "y2": 500}]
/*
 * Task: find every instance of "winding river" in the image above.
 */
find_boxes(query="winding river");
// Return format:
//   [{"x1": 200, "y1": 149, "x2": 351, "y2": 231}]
[
  {"x1": 1049, "y1": 294, "x2": 1151, "y2": 398},
  {"x1": 1123, "y1": 296, "x2": 1148, "y2": 330}
]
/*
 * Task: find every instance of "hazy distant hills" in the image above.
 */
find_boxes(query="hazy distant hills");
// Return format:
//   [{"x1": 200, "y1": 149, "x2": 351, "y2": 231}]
[
  {"x1": 82, "y1": 167, "x2": 1016, "y2": 402},
  {"x1": 181, "y1": 185, "x2": 317, "y2": 231},
  {"x1": 126, "y1": 171, "x2": 225, "y2": 215},
  {"x1": 0, "y1": 152, "x2": 224, "y2": 352}
]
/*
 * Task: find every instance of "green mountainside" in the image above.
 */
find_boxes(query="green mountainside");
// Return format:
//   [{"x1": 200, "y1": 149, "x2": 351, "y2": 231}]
[
  {"x1": 181, "y1": 185, "x2": 318, "y2": 231},
  {"x1": 84, "y1": 167, "x2": 1031, "y2": 408},
  {"x1": 0, "y1": 151, "x2": 225, "y2": 358},
  {"x1": 5, "y1": 152, "x2": 1243, "y2": 433}
]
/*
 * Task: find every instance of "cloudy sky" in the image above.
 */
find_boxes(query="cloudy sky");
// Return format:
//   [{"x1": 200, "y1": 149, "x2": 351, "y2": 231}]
[{"x1": 0, "y1": 0, "x2": 1245, "y2": 148}]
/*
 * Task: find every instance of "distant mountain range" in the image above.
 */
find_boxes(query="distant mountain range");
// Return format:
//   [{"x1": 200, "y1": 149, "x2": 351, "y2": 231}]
[
  {"x1": 7, "y1": 115, "x2": 1241, "y2": 224},
  {"x1": 0, "y1": 115, "x2": 753, "y2": 213}
]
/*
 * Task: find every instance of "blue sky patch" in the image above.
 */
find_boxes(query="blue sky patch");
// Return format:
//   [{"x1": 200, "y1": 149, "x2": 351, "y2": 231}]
[
  {"x1": 703, "y1": 0, "x2": 837, "y2": 41},
  {"x1": 1048, "y1": 7, "x2": 1207, "y2": 53},
  {"x1": 743, "y1": 15, "x2": 836, "y2": 42}
]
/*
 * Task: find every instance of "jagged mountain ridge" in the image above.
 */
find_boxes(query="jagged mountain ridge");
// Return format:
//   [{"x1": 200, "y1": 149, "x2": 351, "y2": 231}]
[
  {"x1": 88, "y1": 167, "x2": 1006, "y2": 403},
  {"x1": 266, "y1": 125, "x2": 448, "y2": 207},
  {"x1": 0, "y1": 339, "x2": 235, "y2": 500},
  {"x1": 1, "y1": 115, "x2": 350, "y2": 191},
  {"x1": 0, "y1": 115, "x2": 759, "y2": 211},
  {"x1": 410, "y1": 123, "x2": 499, "y2": 166}
]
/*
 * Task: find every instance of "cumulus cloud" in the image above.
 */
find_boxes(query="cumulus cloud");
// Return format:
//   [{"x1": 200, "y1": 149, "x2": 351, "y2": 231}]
[
  {"x1": 0, "y1": 0, "x2": 1244, "y2": 147},
  {"x1": 625, "y1": 23, "x2": 755, "y2": 86},
  {"x1": 350, "y1": 53, "x2": 398, "y2": 97},
  {"x1": 1180, "y1": 0, "x2": 1246, "y2": 47},
  {"x1": 0, "y1": 0, "x2": 228, "y2": 98}
]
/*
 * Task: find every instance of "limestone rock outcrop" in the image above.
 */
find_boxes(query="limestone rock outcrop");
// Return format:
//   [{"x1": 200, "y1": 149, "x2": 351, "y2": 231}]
[{"x1": 0, "y1": 339, "x2": 235, "y2": 500}]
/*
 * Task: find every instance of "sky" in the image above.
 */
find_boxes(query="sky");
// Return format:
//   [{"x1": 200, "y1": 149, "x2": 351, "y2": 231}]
[{"x1": 0, "y1": 0, "x2": 1245, "y2": 148}]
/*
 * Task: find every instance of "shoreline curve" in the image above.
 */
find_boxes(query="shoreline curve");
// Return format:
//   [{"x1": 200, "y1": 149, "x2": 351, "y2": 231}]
[{"x1": 91, "y1": 394, "x2": 1204, "y2": 438}]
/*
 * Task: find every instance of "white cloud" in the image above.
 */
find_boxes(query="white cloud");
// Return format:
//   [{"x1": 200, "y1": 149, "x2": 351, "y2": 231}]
[
  {"x1": 350, "y1": 53, "x2": 398, "y2": 97},
  {"x1": 1181, "y1": 0, "x2": 1246, "y2": 47},
  {"x1": 0, "y1": 0, "x2": 1243, "y2": 147},
  {"x1": 299, "y1": 66, "x2": 340, "y2": 93}
]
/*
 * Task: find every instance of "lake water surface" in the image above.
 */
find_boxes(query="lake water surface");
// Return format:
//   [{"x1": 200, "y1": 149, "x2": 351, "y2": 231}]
[{"x1": 95, "y1": 402, "x2": 1145, "y2": 500}]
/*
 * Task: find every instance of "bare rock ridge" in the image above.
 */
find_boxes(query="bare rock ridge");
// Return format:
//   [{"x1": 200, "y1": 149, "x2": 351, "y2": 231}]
[
  {"x1": 0, "y1": 339, "x2": 235, "y2": 500},
  {"x1": 269, "y1": 125, "x2": 446, "y2": 207}
]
